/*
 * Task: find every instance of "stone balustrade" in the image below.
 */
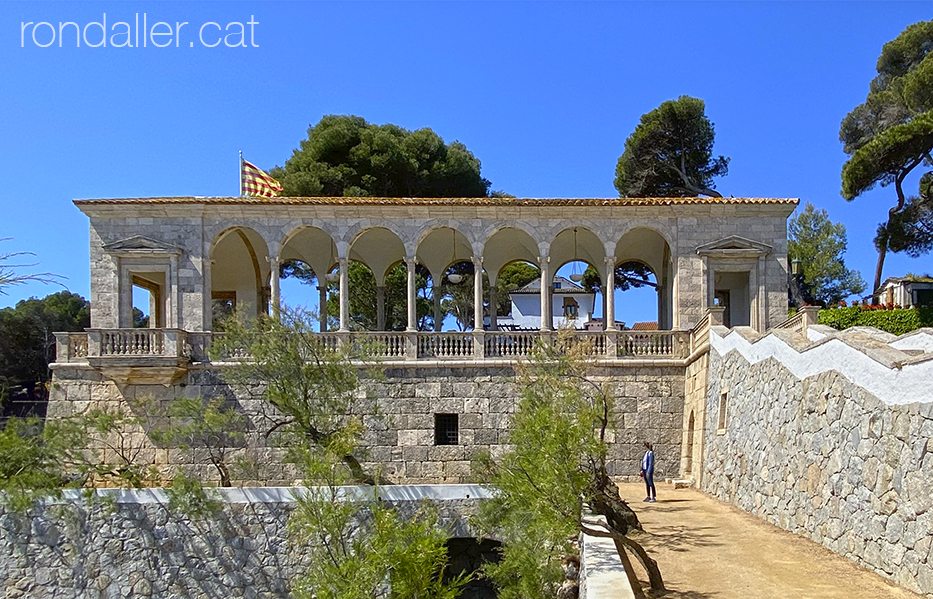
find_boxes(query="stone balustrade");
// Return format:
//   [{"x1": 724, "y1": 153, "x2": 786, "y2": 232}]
[{"x1": 55, "y1": 328, "x2": 698, "y2": 366}]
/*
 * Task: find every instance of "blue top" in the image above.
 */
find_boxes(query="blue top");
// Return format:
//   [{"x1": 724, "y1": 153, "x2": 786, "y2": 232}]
[{"x1": 642, "y1": 450, "x2": 654, "y2": 475}]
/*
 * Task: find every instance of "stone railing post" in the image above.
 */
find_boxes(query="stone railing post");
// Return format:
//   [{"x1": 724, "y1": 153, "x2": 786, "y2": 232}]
[
  {"x1": 87, "y1": 330, "x2": 102, "y2": 357},
  {"x1": 709, "y1": 306, "x2": 726, "y2": 327},
  {"x1": 473, "y1": 330, "x2": 485, "y2": 360},
  {"x1": 799, "y1": 305, "x2": 820, "y2": 328},
  {"x1": 405, "y1": 331, "x2": 419, "y2": 361},
  {"x1": 671, "y1": 331, "x2": 682, "y2": 358},
  {"x1": 604, "y1": 329, "x2": 618, "y2": 358},
  {"x1": 162, "y1": 330, "x2": 187, "y2": 358},
  {"x1": 54, "y1": 333, "x2": 72, "y2": 363},
  {"x1": 336, "y1": 330, "x2": 351, "y2": 354}
]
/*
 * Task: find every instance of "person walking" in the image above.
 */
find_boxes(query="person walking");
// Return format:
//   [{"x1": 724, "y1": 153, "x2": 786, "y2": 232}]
[{"x1": 640, "y1": 442, "x2": 656, "y2": 502}]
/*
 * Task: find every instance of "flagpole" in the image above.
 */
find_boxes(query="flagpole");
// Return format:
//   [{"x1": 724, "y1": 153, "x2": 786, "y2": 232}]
[{"x1": 238, "y1": 150, "x2": 243, "y2": 196}]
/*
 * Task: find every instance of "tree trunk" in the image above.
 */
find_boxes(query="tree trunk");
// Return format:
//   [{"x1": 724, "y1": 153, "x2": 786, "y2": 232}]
[
  {"x1": 873, "y1": 238, "x2": 887, "y2": 299},
  {"x1": 613, "y1": 538, "x2": 648, "y2": 599},
  {"x1": 615, "y1": 534, "x2": 665, "y2": 593},
  {"x1": 588, "y1": 470, "x2": 665, "y2": 592}
]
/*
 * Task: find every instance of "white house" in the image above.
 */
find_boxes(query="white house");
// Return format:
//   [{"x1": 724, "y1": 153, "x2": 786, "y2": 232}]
[
  {"x1": 495, "y1": 276, "x2": 597, "y2": 330},
  {"x1": 876, "y1": 276, "x2": 933, "y2": 308}
]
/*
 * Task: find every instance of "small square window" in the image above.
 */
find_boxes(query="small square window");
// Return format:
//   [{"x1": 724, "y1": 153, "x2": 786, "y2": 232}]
[
  {"x1": 435, "y1": 413, "x2": 459, "y2": 446},
  {"x1": 553, "y1": 282, "x2": 561, "y2": 289}
]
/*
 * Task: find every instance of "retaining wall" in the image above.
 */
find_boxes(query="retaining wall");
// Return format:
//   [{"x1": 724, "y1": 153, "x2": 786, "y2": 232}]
[
  {"x1": 0, "y1": 485, "x2": 488, "y2": 599},
  {"x1": 49, "y1": 363, "x2": 686, "y2": 485},
  {"x1": 703, "y1": 327, "x2": 933, "y2": 595}
]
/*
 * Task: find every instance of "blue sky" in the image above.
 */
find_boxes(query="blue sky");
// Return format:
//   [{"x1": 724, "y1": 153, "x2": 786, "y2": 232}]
[{"x1": 2, "y1": 1, "x2": 931, "y2": 326}]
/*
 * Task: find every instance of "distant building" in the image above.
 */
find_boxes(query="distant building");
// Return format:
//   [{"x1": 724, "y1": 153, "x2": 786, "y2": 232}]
[
  {"x1": 876, "y1": 276, "x2": 933, "y2": 308},
  {"x1": 496, "y1": 276, "x2": 596, "y2": 330}
]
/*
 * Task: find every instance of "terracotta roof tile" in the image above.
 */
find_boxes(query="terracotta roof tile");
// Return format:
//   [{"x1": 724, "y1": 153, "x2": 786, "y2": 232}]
[{"x1": 74, "y1": 196, "x2": 799, "y2": 207}]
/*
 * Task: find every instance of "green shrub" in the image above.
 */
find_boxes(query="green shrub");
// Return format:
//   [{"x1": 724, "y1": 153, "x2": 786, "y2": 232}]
[{"x1": 819, "y1": 306, "x2": 933, "y2": 335}]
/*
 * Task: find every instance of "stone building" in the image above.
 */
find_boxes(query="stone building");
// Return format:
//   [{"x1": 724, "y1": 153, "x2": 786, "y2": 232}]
[
  {"x1": 51, "y1": 195, "x2": 796, "y2": 483},
  {"x1": 41, "y1": 194, "x2": 933, "y2": 597}
]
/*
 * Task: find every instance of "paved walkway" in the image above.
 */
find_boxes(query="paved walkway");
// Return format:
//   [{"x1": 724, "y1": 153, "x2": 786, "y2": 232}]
[{"x1": 616, "y1": 482, "x2": 921, "y2": 599}]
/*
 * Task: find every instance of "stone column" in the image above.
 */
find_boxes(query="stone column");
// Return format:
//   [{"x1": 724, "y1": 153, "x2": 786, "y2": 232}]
[
  {"x1": 406, "y1": 257, "x2": 417, "y2": 332},
  {"x1": 433, "y1": 289, "x2": 443, "y2": 332},
  {"x1": 268, "y1": 256, "x2": 281, "y2": 319},
  {"x1": 317, "y1": 285, "x2": 327, "y2": 332},
  {"x1": 339, "y1": 257, "x2": 349, "y2": 332},
  {"x1": 539, "y1": 256, "x2": 552, "y2": 331},
  {"x1": 376, "y1": 285, "x2": 386, "y2": 331},
  {"x1": 604, "y1": 259, "x2": 618, "y2": 331},
  {"x1": 599, "y1": 285, "x2": 607, "y2": 327},
  {"x1": 472, "y1": 257, "x2": 484, "y2": 331},
  {"x1": 489, "y1": 285, "x2": 498, "y2": 331}
]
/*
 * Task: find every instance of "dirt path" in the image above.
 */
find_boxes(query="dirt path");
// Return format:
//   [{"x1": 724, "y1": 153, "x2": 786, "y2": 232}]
[{"x1": 616, "y1": 482, "x2": 921, "y2": 599}]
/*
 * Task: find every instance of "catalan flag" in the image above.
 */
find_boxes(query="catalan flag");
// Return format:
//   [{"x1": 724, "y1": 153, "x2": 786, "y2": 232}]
[{"x1": 240, "y1": 156, "x2": 283, "y2": 198}]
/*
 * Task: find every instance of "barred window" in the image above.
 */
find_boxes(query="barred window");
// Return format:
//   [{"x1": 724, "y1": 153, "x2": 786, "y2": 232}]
[{"x1": 435, "y1": 413, "x2": 459, "y2": 446}]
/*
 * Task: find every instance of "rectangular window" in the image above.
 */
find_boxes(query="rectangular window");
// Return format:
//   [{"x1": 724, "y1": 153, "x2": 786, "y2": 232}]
[
  {"x1": 553, "y1": 282, "x2": 561, "y2": 289},
  {"x1": 717, "y1": 392, "x2": 728, "y2": 434},
  {"x1": 435, "y1": 413, "x2": 459, "y2": 446}
]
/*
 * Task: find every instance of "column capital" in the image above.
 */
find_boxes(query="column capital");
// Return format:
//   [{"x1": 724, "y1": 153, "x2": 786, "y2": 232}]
[
  {"x1": 266, "y1": 255, "x2": 281, "y2": 265},
  {"x1": 471, "y1": 256, "x2": 483, "y2": 268},
  {"x1": 404, "y1": 256, "x2": 417, "y2": 267},
  {"x1": 538, "y1": 255, "x2": 550, "y2": 266},
  {"x1": 604, "y1": 256, "x2": 616, "y2": 265}
]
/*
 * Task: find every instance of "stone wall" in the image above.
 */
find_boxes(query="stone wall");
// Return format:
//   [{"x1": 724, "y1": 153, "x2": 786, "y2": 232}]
[
  {"x1": 704, "y1": 341, "x2": 933, "y2": 595},
  {"x1": 49, "y1": 364, "x2": 686, "y2": 486},
  {"x1": 680, "y1": 353, "x2": 708, "y2": 482},
  {"x1": 0, "y1": 486, "x2": 487, "y2": 599}
]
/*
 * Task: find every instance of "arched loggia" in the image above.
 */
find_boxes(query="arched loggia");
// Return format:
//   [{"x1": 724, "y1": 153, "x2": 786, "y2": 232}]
[
  {"x1": 547, "y1": 227, "x2": 603, "y2": 331},
  {"x1": 279, "y1": 226, "x2": 338, "y2": 331},
  {"x1": 483, "y1": 228, "x2": 540, "y2": 331},
  {"x1": 209, "y1": 227, "x2": 270, "y2": 328},
  {"x1": 612, "y1": 228, "x2": 674, "y2": 330},
  {"x1": 417, "y1": 227, "x2": 473, "y2": 331}
]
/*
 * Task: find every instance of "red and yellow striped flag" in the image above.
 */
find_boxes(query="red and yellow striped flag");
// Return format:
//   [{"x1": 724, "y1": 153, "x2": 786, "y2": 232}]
[{"x1": 241, "y1": 159, "x2": 283, "y2": 198}]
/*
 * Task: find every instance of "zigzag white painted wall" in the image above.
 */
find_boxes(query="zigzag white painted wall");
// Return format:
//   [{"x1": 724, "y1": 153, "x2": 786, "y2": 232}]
[{"x1": 703, "y1": 326, "x2": 933, "y2": 596}]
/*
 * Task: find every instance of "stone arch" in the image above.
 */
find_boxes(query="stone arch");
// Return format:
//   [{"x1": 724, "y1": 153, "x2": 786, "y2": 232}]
[
  {"x1": 416, "y1": 227, "x2": 474, "y2": 282},
  {"x1": 209, "y1": 226, "x2": 271, "y2": 321},
  {"x1": 482, "y1": 227, "x2": 540, "y2": 282},
  {"x1": 613, "y1": 227, "x2": 674, "y2": 330},
  {"x1": 548, "y1": 226, "x2": 604, "y2": 274},
  {"x1": 349, "y1": 227, "x2": 407, "y2": 286},
  {"x1": 344, "y1": 221, "x2": 411, "y2": 258},
  {"x1": 477, "y1": 221, "x2": 548, "y2": 253},
  {"x1": 417, "y1": 227, "x2": 476, "y2": 332},
  {"x1": 613, "y1": 227, "x2": 671, "y2": 275},
  {"x1": 279, "y1": 226, "x2": 339, "y2": 283}
]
